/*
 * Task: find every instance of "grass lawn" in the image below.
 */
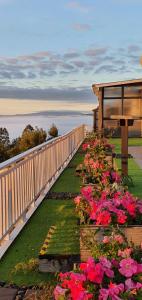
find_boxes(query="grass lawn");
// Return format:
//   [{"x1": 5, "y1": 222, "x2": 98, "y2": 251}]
[
  {"x1": 51, "y1": 152, "x2": 83, "y2": 193},
  {"x1": 111, "y1": 138, "x2": 142, "y2": 198},
  {"x1": 110, "y1": 137, "x2": 142, "y2": 152},
  {"x1": 0, "y1": 151, "x2": 83, "y2": 286}
]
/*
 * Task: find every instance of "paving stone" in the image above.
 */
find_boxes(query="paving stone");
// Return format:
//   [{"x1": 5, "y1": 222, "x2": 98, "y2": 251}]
[
  {"x1": 0, "y1": 287, "x2": 18, "y2": 300},
  {"x1": 128, "y1": 146, "x2": 142, "y2": 168}
]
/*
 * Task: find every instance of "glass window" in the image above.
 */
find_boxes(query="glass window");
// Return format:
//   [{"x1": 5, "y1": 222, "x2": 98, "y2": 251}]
[
  {"x1": 103, "y1": 99, "x2": 122, "y2": 118},
  {"x1": 104, "y1": 87, "x2": 122, "y2": 98},
  {"x1": 103, "y1": 120, "x2": 121, "y2": 137},
  {"x1": 128, "y1": 120, "x2": 142, "y2": 137},
  {"x1": 124, "y1": 85, "x2": 142, "y2": 97},
  {"x1": 123, "y1": 98, "x2": 142, "y2": 116}
]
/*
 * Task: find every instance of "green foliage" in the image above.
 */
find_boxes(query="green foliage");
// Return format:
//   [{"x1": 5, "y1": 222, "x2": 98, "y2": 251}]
[
  {"x1": 0, "y1": 127, "x2": 10, "y2": 147},
  {"x1": 48, "y1": 123, "x2": 58, "y2": 137},
  {"x1": 0, "y1": 125, "x2": 47, "y2": 162},
  {"x1": 19, "y1": 126, "x2": 47, "y2": 152},
  {"x1": 22, "y1": 124, "x2": 34, "y2": 133},
  {"x1": 0, "y1": 142, "x2": 9, "y2": 162},
  {"x1": 0, "y1": 127, "x2": 10, "y2": 162}
]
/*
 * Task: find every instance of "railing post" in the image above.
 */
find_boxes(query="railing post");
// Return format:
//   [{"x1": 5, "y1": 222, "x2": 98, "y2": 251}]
[{"x1": 8, "y1": 190, "x2": 12, "y2": 228}]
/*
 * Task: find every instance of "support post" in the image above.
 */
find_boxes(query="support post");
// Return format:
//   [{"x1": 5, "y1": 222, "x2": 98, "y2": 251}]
[
  {"x1": 121, "y1": 119, "x2": 128, "y2": 176},
  {"x1": 98, "y1": 88, "x2": 103, "y2": 131}
]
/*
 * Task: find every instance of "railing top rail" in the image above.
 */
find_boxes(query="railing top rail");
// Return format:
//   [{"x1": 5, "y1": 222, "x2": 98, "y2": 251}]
[{"x1": 0, "y1": 124, "x2": 85, "y2": 171}]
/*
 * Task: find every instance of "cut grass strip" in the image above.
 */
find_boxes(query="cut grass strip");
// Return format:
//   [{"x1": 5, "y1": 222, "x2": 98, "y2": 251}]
[{"x1": 0, "y1": 199, "x2": 79, "y2": 286}]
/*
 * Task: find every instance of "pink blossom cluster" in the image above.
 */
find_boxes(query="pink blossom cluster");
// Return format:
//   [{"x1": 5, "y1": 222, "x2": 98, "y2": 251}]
[
  {"x1": 82, "y1": 138, "x2": 114, "y2": 154},
  {"x1": 54, "y1": 256, "x2": 142, "y2": 300},
  {"x1": 74, "y1": 185, "x2": 142, "y2": 226}
]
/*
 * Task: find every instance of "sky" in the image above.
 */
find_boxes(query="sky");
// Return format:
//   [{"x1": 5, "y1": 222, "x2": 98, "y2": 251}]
[{"x1": 0, "y1": 0, "x2": 142, "y2": 114}]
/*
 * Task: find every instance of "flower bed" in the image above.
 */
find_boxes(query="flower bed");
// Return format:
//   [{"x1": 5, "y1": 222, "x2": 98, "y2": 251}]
[
  {"x1": 53, "y1": 134, "x2": 142, "y2": 299},
  {"x1": 54, "y1": 255, "x2": 142, "y2": 300}
]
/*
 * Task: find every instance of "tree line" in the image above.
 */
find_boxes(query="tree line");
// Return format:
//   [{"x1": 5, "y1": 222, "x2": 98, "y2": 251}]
[{"x1": 0, "y1": 123, "x2": 58, "y2": 163}]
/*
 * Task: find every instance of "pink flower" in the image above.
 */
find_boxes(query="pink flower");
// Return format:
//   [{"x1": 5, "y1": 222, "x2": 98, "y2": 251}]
[
  {"x1": 74, "y1": 196, "x2": 82, "y2": 205},
  {"x1": 126, "y1": 203, "x2": 136, "y2": 217},
  {"x1": 117, "y1": 210, "x2": 127, "y2": 224},
  {"x1": 87, "y1": 262, "x2": 104, "y2": 284},
  {"x1": 81, "y1": 186, "x2": 93, "y2": 201},
  {"x1": 54, "y1": 286, "x2": 68, "y2": 300},
  {"x1": 103, "y1": 236, "x2": 110, "y2": 244},
  {"x1": 99, "y1": 282, "x2": 124, "y2": 300},
  {"x1": 118, "y1": 248, "x2": 132, "y2": 258},
  {"x1": 125, "y1": 278, "x2": 136, "y2": 290},
  {"x1": 96, "y1": 210, "x2": 111, "y2": 226},
  {"x1": 111, "y1": 258, "x2": 119, "y2": 268},
  {"x1": 80, "y1": 258, "x2": 104, "y2": 284},
  {"x1": 100, "y1": 257, "x2": 114, "y2": 278},
  {"x1": 137, "y1": 263, "x2": 142, "y2": 273},
  {"x1": 119, "y1": 258, "x2": 138, "y2": 277},
  {"x1": 125, "y1": 278, "x2": 142, "y2": 291},
  {"x1": 111, "y1": 171, "x2": 121, "y2": 183},
  {"x1": 82, "y1": 143, "x2": 89, "y2": 151},
  {"x1": 114, "y1": 234, "x2": 124, "y2": 244}
]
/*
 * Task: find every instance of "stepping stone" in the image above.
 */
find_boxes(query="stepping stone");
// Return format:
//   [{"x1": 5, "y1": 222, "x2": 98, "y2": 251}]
[{"x1": 0, "y1": 287, "x2": 18, "y2": 300}]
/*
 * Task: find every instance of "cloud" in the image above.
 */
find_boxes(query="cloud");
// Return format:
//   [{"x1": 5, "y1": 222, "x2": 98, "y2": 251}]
[
  {"x1": 72, "y1": 23, "x2": 92, "y2": 32},
  {"x1": 128, "y1": 45, "x2": 141, "y2": 52},
  {"x1": 0, "y1": 44, "x2": 141, "y2": 83},
  {"x1": 64, "y1": 51, "x2": 80, "y2": 59},
  {"x1": 67, "y1": 1, "x2": 90, "y2": 13},
  {"x1": 84, "y1": 47, "x2": 108, "y2": 57},
  {"x1": 0, "y1": 86, "x2": 95, "y2": 103}
]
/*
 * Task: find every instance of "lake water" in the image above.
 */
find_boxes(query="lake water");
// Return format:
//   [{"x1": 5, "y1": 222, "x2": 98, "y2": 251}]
[{"x1": 0, "y1": 113, "x2": 93, "y2": 140}]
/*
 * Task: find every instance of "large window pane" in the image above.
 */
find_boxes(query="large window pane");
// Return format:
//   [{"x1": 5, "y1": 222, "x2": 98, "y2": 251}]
[
  {"x1": 123, "y1": 98, "x2": 142, "y2": 116},
  {"x1": 128, "y1": 120, "x2": 142, "y2": 137},
  {"x1": 103, "y1": 120, "x2": 121, "y2": 137},
  {"x1": 103, "y1": 99, "x2": 122, "y2": 118},
  {"x1": 124, "y1": 85, "x2": 142, "y2": 97},
  {"x1": 104, "y1": 87, "x2": 122, "y2": 98}
]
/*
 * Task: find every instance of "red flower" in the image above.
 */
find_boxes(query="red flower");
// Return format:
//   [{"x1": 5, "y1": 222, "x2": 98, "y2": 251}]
[
  {"x1": 117, "y1": 210, "x2": 127, "y2": 224},
  {"x1": 96, "y1": 210, "x2": 111, "y2": 226}
]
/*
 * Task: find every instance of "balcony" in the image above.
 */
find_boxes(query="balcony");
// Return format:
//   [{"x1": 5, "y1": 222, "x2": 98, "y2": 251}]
[{"x1": 0, "y1": 127, "x2": 142, "y2": 299}]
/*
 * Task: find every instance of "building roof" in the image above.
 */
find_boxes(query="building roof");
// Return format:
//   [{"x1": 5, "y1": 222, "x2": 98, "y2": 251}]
[{"x1": 92, "y1": 78, "x2": 142, "y2": 95}]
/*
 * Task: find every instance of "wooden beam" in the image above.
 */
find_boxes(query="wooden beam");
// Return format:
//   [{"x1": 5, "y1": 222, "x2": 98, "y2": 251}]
[{"x1": 98, "y1": 88, "x2": 103, "y2": 131}]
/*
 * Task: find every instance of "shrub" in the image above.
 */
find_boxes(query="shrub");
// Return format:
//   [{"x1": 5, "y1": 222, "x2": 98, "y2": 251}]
[{"x1": 48, "y1": 124, "x2": 58, "y2": 137}]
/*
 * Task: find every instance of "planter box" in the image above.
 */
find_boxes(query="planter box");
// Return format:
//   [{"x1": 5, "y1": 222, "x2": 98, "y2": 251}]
[{"x1": 80, "y1": 225, "x2": 142, "y2": 262}]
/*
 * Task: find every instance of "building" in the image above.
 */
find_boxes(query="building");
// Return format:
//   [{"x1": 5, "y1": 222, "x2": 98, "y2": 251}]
[{"x1": 92, "y1": 79, "x2": 142, "y2": 137}]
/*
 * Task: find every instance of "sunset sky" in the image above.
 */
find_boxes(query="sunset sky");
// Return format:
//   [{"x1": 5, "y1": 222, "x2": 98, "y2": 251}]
[{"x1": 0, "y1": 0, "x2": 142, "y2": 114}]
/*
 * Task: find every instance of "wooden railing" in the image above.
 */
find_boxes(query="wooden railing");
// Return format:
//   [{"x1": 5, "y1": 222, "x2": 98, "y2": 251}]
[{"x1": 0, "y1": 125, "x2": 85, "y2": 248}]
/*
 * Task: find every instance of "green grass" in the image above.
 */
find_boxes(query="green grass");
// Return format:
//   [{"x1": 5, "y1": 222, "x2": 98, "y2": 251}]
[
  {"x1": 111, "y1": 138, "x2": 142, "y2": 198},
  {"x1": 116, "y1": 158, "x2": 142, "y2": 199},
  {"x1": 0, "y1": 151, "x2": 83, "y2": 286},
  {"x1": 51, "y1": 168, "x2": 81, "y2": 193},
  {"x1": 0, "y1": 199, "x2": 79, "y2": 285},
  {"x1": 110, "y1": 137, "x2": 142, "y2": 153},
  {"x1": 51, "y1": 152, "x2": 84, "y2": 193}
]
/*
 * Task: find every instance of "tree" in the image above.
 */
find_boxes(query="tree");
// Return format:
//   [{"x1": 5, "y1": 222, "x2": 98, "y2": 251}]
[
  {"x1": 19, "y1": 127, "x2": 47, "y2": 152},
  {"x1": 48, "y1": 124, "x2": 58, "y2": 137},
  {"x1": 0, "y1": 143, "x2": 9, "y2": 162},
  {"x1": 22, "y1": 124, "x2": 34, "y2": 134},
  {"x1": 0, "y1": 127, "x2": 10, "y2": 147}
]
